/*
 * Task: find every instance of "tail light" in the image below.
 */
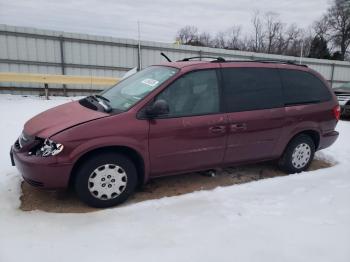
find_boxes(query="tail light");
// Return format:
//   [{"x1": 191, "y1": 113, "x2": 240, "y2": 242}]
[{"x1": 333, "y1": 105, "x2": 341, "y2": 120}]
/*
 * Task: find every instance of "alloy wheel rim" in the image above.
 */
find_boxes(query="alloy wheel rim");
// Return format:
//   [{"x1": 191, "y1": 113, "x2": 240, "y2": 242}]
[
  {"x1": 291, "y1": 143, "x2": 311, "y2": 169},
  {"x1": 88, "y1": 164, "x2": 127, "y2": 200}
]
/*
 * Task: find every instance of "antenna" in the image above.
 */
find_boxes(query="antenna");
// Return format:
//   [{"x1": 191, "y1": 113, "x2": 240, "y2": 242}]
[{"x1": 161, "y1": 52, "x2": 172, "y2": 62}]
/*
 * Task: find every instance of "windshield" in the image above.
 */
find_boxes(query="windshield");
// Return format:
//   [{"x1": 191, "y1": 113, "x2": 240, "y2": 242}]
[
  {"x1": 101, "y1": 66, "x2": 179, "y2": 111},
  {"x1": 338, "y1": 82, "x2": 350, "y2": 89}
]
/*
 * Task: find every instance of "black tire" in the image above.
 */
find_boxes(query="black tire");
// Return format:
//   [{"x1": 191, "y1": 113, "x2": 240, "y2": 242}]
[
  {"x1": 278, "y1": 134, "x2": 315, "y2": 174},
  {"x1": 74, "y1": 152, "x2": 138, "y2": 208}
]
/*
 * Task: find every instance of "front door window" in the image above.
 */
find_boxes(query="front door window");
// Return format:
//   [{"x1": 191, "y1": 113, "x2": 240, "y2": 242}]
[{"x1": 156, "y1": 70, "x2": 220, "y2": 117}]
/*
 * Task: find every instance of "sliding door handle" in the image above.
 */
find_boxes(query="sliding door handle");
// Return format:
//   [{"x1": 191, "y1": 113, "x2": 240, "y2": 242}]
[
  {"x1": 230, "y1": 123, "x2": 247, "y2": 132},
  {"x1": 209, "y1": 125, "x2": 226, "y2": 134}
]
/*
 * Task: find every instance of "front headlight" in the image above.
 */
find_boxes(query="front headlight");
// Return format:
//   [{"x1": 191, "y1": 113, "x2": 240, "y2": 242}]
[{"x1": 30, "y1": 139, "x2": 64, "y2": 157}]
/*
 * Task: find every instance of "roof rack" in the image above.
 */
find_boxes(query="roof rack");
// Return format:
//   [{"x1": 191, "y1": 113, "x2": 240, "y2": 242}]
[
  {"x1": 177, "y1": 56, "x2": 308, "y2": 67},
  {"x1": 178, "y1": 56, "x2": 226, "y2": 62},
  {"x1": 217, "y1": 58, "x2": 308, "y2": 67}
]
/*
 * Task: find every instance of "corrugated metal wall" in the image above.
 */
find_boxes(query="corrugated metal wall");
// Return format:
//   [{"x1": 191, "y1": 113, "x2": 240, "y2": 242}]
[{"x1": 1, "y1": 24, "x2": 350, "y2": 96}]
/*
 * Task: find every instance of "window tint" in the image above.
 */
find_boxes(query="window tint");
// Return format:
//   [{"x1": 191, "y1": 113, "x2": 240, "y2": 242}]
[
  {"x1": 156, "y1": 70, "x2": 220, "y2": 117},
  {"x1": 222, "y1": 68, "x2": 283, "y2": 112},
  {"x1": 279, "y1": 69, "x2": 331, "y2": 105}
]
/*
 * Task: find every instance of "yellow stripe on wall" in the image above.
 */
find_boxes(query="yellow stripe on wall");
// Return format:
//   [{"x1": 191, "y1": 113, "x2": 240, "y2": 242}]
[{"x1": 0, "y1": 72, "x2": 120, "y2": 86}]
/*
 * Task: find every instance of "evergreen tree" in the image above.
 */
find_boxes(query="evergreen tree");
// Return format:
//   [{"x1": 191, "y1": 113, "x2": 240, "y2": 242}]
[{"x1": 308, "y1": 36, "x2": 331, "y2": 59}]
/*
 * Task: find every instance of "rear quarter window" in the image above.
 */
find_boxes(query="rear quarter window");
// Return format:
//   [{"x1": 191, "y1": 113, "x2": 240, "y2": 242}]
[{"x1": 279, "y1": 69, "x2": 331, "y2": 106}]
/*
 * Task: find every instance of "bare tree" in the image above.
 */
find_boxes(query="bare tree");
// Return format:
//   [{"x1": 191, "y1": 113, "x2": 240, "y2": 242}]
[
  {"x1": 198, "y1": 32, "x2": 212, "y2": 47},
  {"x1": 238, "y1": 35, "x2": 251, "y2": 51},
  {"x1": 212, "y1": 31, "x2": 227, "y2": 49},
  {"x1": 280, "y1": 24, "x2": 303, "y2": 56},
  {"x1": 251, "y1": 11, "x2": 265, "y2": 52},
  {"x1": 264, "y1": 12, "x2": 283, "y2": 53},
  {"x1": 176, "y1": 26, "x2": 199, "y2": 45},
  {"x1": 326, "y1": 0, "x2": 350, "y2": 60},
  {"x1": 302, "y1": 28, "x2": 315, "y2": 57},
  {"x1": 226, "y1": 26, "x2": 242, "y2": 49},
  {"x1": 313, "y1": 18, "x2": 330, "y2": 39},
  {"x1": 174, "y1": 3, "x2": 349, "y2": 60},
  {"x1": 274, "y1": 30, "x2": 288, "y2": 54}
]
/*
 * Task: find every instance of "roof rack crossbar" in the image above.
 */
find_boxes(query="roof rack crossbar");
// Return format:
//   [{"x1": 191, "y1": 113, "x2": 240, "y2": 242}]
[{"x1": 178, "y1": 56, "x2": 226, "y2": 62}]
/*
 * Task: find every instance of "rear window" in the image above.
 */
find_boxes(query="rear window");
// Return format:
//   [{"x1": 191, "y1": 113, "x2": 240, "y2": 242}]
[
  {"x1": 221, "y1": 68, "x2": 283, "y2": 112},
  {"x1": 279, "y1": 69, "x2": 331, "y2": 106}
]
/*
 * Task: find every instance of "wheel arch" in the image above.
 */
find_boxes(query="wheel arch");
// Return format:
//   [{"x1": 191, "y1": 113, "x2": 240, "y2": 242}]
[
  {"x1": 285, "y1": 129, "x2": 320, "y2": 152},
  {"x1": 69, "y1": 146, "x2": 145, "y2": 189},
  {"x1": 299, "y1": 130, "x2": 320, "y2": 149}
]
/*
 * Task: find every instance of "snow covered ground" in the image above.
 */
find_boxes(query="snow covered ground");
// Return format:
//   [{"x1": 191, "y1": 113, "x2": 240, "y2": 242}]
[{"x1": 0, "y1": 94, "x2": 349, "y2": 262}]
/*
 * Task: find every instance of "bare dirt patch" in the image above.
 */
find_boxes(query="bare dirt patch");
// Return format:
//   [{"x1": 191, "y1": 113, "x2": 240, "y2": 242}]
[{"x1": 20, "y1": 159, "x2": 332, "y2": 213}]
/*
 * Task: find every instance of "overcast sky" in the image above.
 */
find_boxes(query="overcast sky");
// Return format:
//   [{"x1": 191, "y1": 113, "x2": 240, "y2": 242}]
[{"x1": 0, "y1": 0, "x2": 331, "y2": 43}]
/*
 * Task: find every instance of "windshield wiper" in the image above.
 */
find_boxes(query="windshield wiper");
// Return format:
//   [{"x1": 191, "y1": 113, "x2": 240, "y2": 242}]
[
  {"x1": 86, "y1": 95, "x2": 113, "y2": 113},
  {"x1": 94, "y1": 94, "x2": 110, "y2": 102}
]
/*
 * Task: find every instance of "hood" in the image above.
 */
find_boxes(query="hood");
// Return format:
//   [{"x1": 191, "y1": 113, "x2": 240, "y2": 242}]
[{"x1": 24, "y1": 101, "x2": 109, "y2": 138}]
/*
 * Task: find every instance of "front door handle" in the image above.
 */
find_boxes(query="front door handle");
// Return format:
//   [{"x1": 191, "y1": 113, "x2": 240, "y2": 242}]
[
  {"x1": 230, "y1": 123, "x2": 247, "y2": 132},
  {"x1": 209, "y1": 125, "x2": 226, "y2": 134}
]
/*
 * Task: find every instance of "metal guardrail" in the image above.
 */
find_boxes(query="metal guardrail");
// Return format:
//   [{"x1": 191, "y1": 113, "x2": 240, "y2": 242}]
[{"x1": 0, "y1": 72, "x2": 120, "y2": 99}]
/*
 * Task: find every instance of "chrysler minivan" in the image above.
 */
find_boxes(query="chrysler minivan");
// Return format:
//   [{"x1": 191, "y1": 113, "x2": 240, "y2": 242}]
[{"x1": 11, "y1": 58, "x2": 340, "y2": 207}]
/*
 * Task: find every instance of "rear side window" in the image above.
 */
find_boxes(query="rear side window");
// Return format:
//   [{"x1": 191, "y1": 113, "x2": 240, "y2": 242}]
[
  {"x1": 279, "y1": 69, "x2": 331, "y2": 105},
  {"x1": 221, "y1": 68, "x2": 283, "y2": 112}
]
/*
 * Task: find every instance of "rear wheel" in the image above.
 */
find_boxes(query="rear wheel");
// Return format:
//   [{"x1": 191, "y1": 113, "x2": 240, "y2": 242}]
[
  {"x1": 278, "y1": 134, "x2": 315, "y2": 174},
  {"x1": 74, "y1": 152, "x2": 137, "y2": 208}
]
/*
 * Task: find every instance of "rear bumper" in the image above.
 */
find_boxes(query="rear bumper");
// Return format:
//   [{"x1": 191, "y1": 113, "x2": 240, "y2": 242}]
[
  {"x1": 11, "y1": 146, "x2": 72, "y2": 189},
  {"x1": 318, "y1": 130, "x2": 339, "y2": 150}
]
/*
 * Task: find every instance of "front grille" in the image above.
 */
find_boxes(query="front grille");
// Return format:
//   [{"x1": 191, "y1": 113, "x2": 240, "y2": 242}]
[{"x1": 23, "y1": 177, "x2": 44, "y2": 187}]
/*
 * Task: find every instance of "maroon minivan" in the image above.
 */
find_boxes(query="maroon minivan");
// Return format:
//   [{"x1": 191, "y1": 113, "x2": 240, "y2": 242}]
[{"x1": 11, "y1": 58, "x2": 340, "y2": 207}]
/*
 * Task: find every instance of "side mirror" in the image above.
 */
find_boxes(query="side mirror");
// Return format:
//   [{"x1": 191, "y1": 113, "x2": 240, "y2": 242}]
[{"x1": 145, "y1": 99, "x2": 169, "y2": 118}]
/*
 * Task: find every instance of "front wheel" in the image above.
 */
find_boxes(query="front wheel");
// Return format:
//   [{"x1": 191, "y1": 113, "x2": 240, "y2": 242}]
[
  {"x1": 278, "y1": 134, "x2": 315, "y2": 174},
  {"x1": 74, "y1": 152, "x2": 138, "y2": 208}
]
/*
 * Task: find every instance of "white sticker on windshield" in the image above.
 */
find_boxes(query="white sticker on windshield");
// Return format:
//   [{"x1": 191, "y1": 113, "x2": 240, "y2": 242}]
[
  {"x1": 123, "y1": 102, "x2": 131, "y2": 108},
  {"x1": 142, "y1": 78, "x2": 159, "y2": 87}
]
